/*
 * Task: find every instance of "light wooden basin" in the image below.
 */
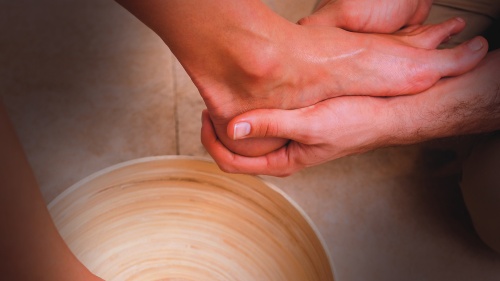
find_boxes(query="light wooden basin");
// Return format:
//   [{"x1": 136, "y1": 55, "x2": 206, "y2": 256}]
[{"x1": 49, "y1": 156, "x2": 334, "y2": 281}]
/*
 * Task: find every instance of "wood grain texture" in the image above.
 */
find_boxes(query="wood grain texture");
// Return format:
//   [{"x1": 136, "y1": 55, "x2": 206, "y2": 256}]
[{"x1": 49, "y1": 156, "x2": 334, "y2": 281}]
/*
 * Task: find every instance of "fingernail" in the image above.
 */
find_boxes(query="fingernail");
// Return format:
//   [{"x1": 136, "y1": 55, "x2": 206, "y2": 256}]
[
  {"x1": 455, "y1": 17, "x2": 465, "y2": 23},
  {"x1": 468, "y1": 37, "x2": 483, "y2": 51},
  {"x1": 233, "y1": 122, "x2": 251, "y2": 140}
]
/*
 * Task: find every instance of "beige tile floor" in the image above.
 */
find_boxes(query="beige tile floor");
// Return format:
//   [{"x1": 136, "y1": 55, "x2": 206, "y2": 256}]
[{"x1": 2, "y1": 1, "x2": 500, "y2": 280}]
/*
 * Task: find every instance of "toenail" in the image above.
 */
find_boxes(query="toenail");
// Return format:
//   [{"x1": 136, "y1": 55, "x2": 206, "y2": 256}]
[
  {"x1": 233, "y1": 122, "x2": 251, "y2": 140},
  {"x1": 468, "y1": 37, "x2": 483, "y2": 51}
]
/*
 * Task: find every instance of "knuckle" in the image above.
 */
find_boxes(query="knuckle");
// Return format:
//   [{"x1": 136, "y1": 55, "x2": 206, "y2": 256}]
[
  {"x1": 267, "y1": 121, "x2": 281, "y2": 137},
  {"x1": 298, "y1": 120, "x2": 322, "y2": 144},
  {"x1": 401, "y1": 62, "x2": 438, "y2": 94},
  {"x1": 255, "y1": 117, "x2": 280, "y2": 138}
]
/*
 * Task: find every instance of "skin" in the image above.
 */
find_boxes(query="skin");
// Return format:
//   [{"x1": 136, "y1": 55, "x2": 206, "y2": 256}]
[
  {"x1": 462, "y1": 133, "x2": 500, "y2": 254},
  {"x1": 0, "y1": 1, "x2": 492, "y2": 278},
  {"x1": 0, "y1": 103, "x2": 104, "y2": 281},
  {"x1": 201, "y1": 49, "x2": 500, "y2": 176},
  {"x1": 115, "y1": 0, "x2": 487, "y2": 157},
  {"x1": 300, "y1": 0, "x2": 433, "y2": 33}
]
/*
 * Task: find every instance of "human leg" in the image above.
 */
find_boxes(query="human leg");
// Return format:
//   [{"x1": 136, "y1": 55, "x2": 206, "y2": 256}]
[{"x1": 0, "y1": 102, "x2": 103, "y2": 281}]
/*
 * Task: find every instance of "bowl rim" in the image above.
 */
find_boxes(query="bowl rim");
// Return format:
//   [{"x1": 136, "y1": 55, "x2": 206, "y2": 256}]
[{"x1": 48, "y1": 155, "x2": 335, "y2": 278}]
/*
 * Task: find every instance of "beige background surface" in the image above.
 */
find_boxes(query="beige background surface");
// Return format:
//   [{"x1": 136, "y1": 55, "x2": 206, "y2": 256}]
[{"x1": 2, "y1": 1, "x2": 500, "y2": 280}]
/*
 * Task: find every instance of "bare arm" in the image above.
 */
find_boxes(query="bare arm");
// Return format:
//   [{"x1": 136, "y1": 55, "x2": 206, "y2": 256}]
[
  {"x1": 201, "y1": 50, "x2": 500, "y2": 176},
  {"x1": 0, "y1": 103, "x2": 102, "y2": 281},
  {"x1": 115, "y1": 0, "x2": 487, "y2": 157},
  {"x1": 389, "y1": 50, "x2": 500, "y2": 143}
]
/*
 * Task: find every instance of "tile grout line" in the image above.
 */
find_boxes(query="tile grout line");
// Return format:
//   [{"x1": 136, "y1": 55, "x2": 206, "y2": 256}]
[{"x1": 172, "y1": 55, "x2": 180, "y2": 155}]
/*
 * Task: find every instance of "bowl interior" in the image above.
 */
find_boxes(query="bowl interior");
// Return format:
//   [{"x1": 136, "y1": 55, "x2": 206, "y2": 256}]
[{"x1": 49, "y1": 156, "x2": 334, "y2": 281}]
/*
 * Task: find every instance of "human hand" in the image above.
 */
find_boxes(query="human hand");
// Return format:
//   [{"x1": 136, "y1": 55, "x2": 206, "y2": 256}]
[
  {"x1": 202, "y1": 50, "x2": 500, "y2": 176},
  {"x1": 299, "y1": 0, "x2": 433, "y2": 33},
  {"x1": 201, "y1": 96, "x2": 390, "y2": 176},
  {"x1": 116, "y1": 1, "x2": 487, "y2": 157},
  {"x1": 197, "y1": 17, "x2": 487, "y2": 157}
]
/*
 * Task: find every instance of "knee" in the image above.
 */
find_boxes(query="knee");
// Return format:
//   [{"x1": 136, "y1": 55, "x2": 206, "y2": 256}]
[{"x1": 462, "y1": 134, "x2": 500, "y2": 254}]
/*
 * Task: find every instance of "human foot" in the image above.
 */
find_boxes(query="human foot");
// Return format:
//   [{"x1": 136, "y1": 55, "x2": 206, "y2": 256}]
[
  {"x1": 201, "y1": 50, "x2": 500, "y2": 176},
  {"x1": 116, "y1": 1, "x2": 487, "y2": 157},
  {"x1": 196, "y1": 17, "x2": 487, "y2": 156}
]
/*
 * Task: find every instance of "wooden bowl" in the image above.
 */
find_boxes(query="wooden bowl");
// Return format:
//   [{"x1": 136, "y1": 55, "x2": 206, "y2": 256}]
[{"x1": 49, "y1": 156, "x2": 334, "y2": 281}]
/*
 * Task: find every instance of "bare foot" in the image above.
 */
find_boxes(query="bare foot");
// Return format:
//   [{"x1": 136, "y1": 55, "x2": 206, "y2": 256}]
[
  {"x1": 116, "y1": 1, "x2": 487, "y2": 157},
  {"x1": 201, "y1": 50, "x2": 500, "y2": 175},
  {"x1": 193, "y1": 18, "x2": 487, "y2": 156}
]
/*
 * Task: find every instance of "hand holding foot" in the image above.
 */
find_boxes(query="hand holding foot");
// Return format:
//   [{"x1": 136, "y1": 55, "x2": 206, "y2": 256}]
[
  {"x1": 202, "y1": 50, "x2": 500, "y2": 176},
  {"x1": 117, "y1": 0, "x2": 487, "y2": 157},
  {"x1": 196, "y1": 16, "x2": 486, "y2": 157}
]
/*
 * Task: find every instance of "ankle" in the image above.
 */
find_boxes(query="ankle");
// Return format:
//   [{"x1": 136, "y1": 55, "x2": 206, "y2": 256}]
[{"x1": 196, "y1": 34, "x2": 285, "y2": 121}]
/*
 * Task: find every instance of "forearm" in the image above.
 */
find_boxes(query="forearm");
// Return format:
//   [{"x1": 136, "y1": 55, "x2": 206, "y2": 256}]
[
  {"x1": 200, "y1": 50, "x2": 498, "y2": 175},
  {"x1": 387, "y1": 50, "x2": 500, "y2": 145},
  {"x1": 0, "y1": 103, "x2": 102, "y2": 281},
  {"x1": 115, "y1": 0, "x2": 488, "y2": 158}
]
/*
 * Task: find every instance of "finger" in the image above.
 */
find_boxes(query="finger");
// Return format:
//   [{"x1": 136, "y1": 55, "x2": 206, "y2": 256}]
[
  {"x1": 430, "y1": 36, "x2": 488, "y2": 78},
  {"x1": 227, "y1": 107, "x2": 322, "y2": 145},
  {"x1": 406, "y1": 0, "x2": 433, "y2": 26},
  {"x1": 397, "y1": 17, "x2": 466, "y2": 49},
  {"x1": 299, "y1": 1, "x2": 404, "y2": 33},
  {"x1": 201, "y1": 110, "x2": 300, "y2": 176}
]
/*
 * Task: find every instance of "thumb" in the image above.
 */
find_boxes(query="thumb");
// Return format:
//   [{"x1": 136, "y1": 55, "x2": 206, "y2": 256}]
[{"x1": 228, "y1": 108, "x2": 313, "y2": 142}]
